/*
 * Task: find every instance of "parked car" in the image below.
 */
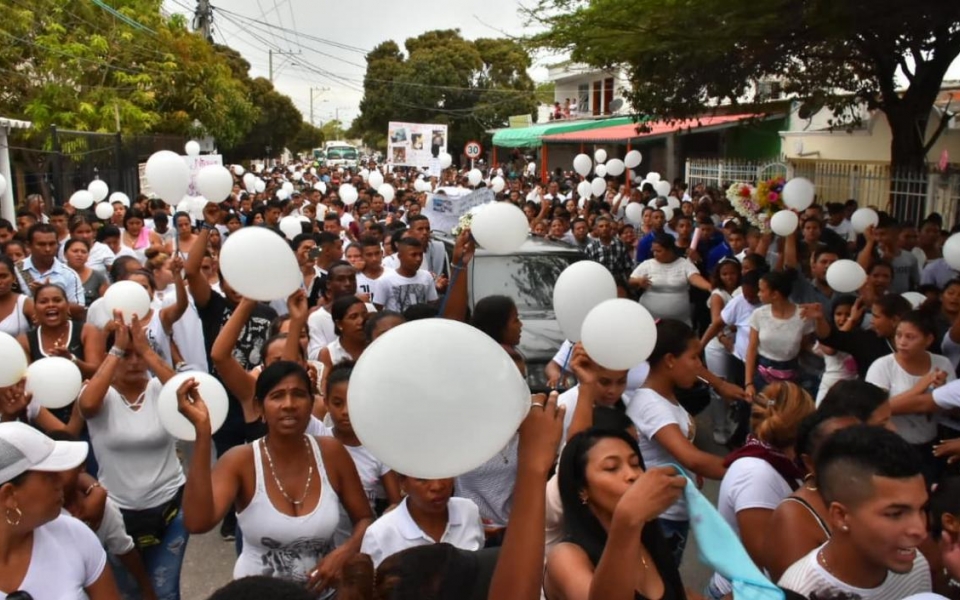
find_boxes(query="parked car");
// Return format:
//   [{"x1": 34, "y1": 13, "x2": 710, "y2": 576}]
[{"x1": 434, "y1": 232, "x2": 582, "y2": 393}]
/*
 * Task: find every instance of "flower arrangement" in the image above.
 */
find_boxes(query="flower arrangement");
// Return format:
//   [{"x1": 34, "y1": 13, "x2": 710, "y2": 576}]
[
  {"x1": 725, "y1": 176, "x2": 786, "y2": 233},
  {"x1": 452, "y1": 212, "x2": 473, "y2": 236}
]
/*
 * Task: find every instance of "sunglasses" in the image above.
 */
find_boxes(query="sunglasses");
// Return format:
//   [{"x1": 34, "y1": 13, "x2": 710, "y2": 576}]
[{"x1": 8, "y1": 592, "x2": 34, "y2": 600}]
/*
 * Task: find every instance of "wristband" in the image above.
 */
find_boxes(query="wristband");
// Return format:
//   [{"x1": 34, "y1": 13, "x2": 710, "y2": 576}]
[
  {"x1": 109, "y1": 347, "x2": 125, "y2": 358},
  {"x1": 84, "y1": 482, "x2": 102, "y2": 496}
]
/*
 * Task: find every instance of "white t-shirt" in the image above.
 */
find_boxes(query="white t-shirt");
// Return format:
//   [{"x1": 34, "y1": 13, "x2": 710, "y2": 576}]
[
  {"x1": 335, "y1": 443, "x2": 392, "y2": 546},
  {"x1": 95, "y1": 498, "x2": 136, "y2": 556},
  {"x1": 749, "y1": 305, "x2": 814, "y2": 362},
  {"x1": 0, "y1": 514, "x2": 106, "y2": 599},
  {"x1": 721, "y1": 295, "x2": 760, "y2": 361},
  {"x1": 307, "y1": 307, "x2": 334, "y2": 361},
  {"x1": 359, "y1": 497, "x2": 484, "y2": 567},
  {"x1": 826, "y1": 219, "x2": 857, "y2": 243},
  {"x1": 557, "y1": 385, "x2": 634, "y2": 443},
  {"x1": 778, "y1": 545, "x2": 931, "y2": 599},
  {"x1": 631, "y1": 258, "x2": 700, "y2": 323},
  {"x1": 356, "y1": 267, "x2": 395, "y2": 306},
  {"x1": 930, "y1": 379, "x2": 960, "y2": 431},
  {"x1": 84, "y1": 378, "x2": 186, "y2": 510},
  {"x1": 866, "y1": 353, "x2": 956, "y2": 444},
  {"x1": 374, "y1": 269, "x2": 439, "y2": 313},
  {"x1": 626, "y1": 388, "x2": 694, "y2": 521},
  {"x1": 710, "y1": 457, "x2": 797, "y2": 596}
]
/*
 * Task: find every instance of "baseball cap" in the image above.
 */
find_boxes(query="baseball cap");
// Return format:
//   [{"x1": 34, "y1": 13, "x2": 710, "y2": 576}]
[{"x1": 0, "y1": 422, "x2": 88, "y2": 484}]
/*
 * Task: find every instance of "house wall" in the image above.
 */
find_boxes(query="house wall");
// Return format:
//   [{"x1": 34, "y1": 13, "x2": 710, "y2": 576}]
[
  {"x1": 781, "y1": 106, "x2": 960, "y2": 163},
  {"x1": 548, "y1": 64, "x2": 631, "y2": 117}
]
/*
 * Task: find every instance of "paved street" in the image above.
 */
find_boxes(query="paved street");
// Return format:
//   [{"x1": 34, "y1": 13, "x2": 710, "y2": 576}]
[{"x1": 179, "y1": 410, "x2": 724, "y2": 598}]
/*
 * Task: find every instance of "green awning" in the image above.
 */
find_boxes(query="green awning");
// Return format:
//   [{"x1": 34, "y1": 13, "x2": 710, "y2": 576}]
[{"x1": 491, "y1": 117, "x2": 635, "y2": 148}]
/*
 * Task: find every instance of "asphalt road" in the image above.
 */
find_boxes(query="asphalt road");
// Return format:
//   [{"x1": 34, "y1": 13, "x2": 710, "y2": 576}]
[{"x1": 179, "y1": 411, "x2": 725, "y2": 599}]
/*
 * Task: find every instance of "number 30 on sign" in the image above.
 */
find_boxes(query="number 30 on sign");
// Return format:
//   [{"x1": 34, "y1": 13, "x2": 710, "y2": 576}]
[{"x1": 464, "y1": 141, "x2": 483, "y2": 160}]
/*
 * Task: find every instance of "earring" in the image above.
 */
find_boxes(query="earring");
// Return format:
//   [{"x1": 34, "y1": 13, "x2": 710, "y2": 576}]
[
  {"x1": 841, "y1": 525, "x2": 849, "y2": 532},
  {"x1": 5, "y1": 506, "x2": 21, "y2": 526},
  {"x1": 579, "y1": 495, "x2": 589, "y2": 506}
]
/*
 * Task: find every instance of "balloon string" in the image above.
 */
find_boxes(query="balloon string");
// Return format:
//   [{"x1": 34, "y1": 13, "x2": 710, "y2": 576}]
[{"x1": 437, "y1": 260, "x2": 462, "y2": 317}]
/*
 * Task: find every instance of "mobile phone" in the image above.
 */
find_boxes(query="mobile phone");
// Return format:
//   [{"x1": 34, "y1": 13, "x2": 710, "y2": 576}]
[{"x1": 308, "y1": 248, "x2": 320, "y2": 260}]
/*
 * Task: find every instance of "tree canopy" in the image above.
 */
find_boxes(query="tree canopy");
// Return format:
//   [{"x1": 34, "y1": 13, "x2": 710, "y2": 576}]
[
  {"x1": 528, "y1": 0, "x2": 960, "y2": 171},
  {"x1": 0, "y1": 0, "x2": 307, "y2": 158},
  {"x1": 350, "y1": 30, "x2": 538, "y2": 155}
]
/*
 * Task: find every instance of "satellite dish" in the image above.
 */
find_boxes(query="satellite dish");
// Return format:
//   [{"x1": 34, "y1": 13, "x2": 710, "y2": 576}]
[{"x1": 610, "y1": 98, "x2": 625, "y2": 113}]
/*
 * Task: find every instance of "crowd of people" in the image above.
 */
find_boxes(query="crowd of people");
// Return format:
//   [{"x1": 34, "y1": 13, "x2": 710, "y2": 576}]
[{"x1": 2, "y1": 159, "x2": 960, "y2": 600}]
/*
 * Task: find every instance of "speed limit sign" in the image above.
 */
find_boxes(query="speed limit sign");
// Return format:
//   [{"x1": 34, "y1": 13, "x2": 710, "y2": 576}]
[{"x1": 464, "y1": 141, "x2": 483, "y2": 159}]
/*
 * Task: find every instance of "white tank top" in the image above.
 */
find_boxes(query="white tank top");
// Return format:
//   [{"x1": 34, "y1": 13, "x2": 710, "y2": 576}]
[
  {"x1": 0, "y1": 294, "x2": 28, "y2": 337},
  {"x1": 326, "y1": 338, "x2": 356, "y2": 365},
  {"x1": 234, "y1": 436, "x2": 340, "y2": 596}
]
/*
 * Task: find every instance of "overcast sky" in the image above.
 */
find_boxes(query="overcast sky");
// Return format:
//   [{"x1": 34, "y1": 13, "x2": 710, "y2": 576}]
[
  {"x1": 163, "y1": 0, "x2": 549, "y2": 129},
  {"x1": 163, "y1": 0, "x2": 959, "y2": 132}
]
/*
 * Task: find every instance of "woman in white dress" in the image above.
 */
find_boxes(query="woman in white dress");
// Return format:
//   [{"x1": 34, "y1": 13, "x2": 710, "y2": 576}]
[{"x1": 629, "y1": 233, "x2": 712, "y2": 325}]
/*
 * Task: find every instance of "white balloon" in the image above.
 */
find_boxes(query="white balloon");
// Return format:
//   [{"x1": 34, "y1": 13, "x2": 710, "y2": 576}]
[
  {"x1": 292, "y1": 171, "x2": 303, "y2": 182},
  {"x1": 176, "y1": 198, "x2": 191, "y2": 214},
  {"x1": 826, "y1": 259, "x2": 867, "y2": 294},
  {"x1": 783, "y1": 177, "x2": 816, "y2": 211},
  {"x1": 94, "y1": 202, "x2": 114, "y2": 220},
  {"x1": 157, "y1": 372, "x2": 229, "y2": 441},
  {"x1": 666, "y1": 196, "x2": 681, "y2": 210},
  {"x1": 661, "y1": 206, "x2": 674, "y2": 222},
  {"x1": 196, "y1": 165, "x2": 234, "y2": 203},
  {"x1": 254, "y1": 179, "x2": 266, "y2": 193},
  {"x1": 184, "y1": 140, "x2": 201, "y2": 157},
  {"x1": 573, "y1": 154, "x2": 592, "y2": 177},
  {"x1": 590, "y1": 178, "x2": 606, "y2": 198},
  {"x1": 279, "y1": 216, "x2": 305, "y2": 240},
  {"x1": 309, "y1": 167, "x2": 317, "y2": 175},
  {"x1": 624, "y1": 150, "x2": 643, "y2": 169},
  {"x1": 349, "y1": 319, "x2": 529, "y2": 478},
  {"x1": 605, "y1": 159, "x2": 625, "y2": 177},
  {"x1": 359, "y1": 168, "x2": 370, "y2": 181},
  {"x1": 527, "y1": 162, "x2": 537, "y2": 174},
  {"x1": 232, "y1": 164, "x2": 245, "y2": 176},
  {"x1": 491, "y1": 176, "x2": 506, "y2": 193},
  {"x1": 647, "y1": 198, "x2": 659, "y2": 208},
  {"x1": 275, "y1": 189, "x2": 289, "y2": 201},
  {"x1": 109, "y1": 191, "x2": 130, "y2": 207},
  {"x1": 553, "y1": 262, "x2": 618, "y2": 342},
  {"x1": 88, "y1": 180, "x2": 109, "y2": 202},
  {"x1": 377, "y1": 183, "x2": 395, "y2": 204},
  {"x1": 282, "y1": 181, "x2": 294, "y2": 194},
  {"x1": 902, "y1": 291, "x2": 927, "y2": 309},
  {"x1": 242, "y1": 172, "x2": 256, "y2": 192},
  {"x1": 340, "y1": 183, "x2": 359, "y2": 206},
  {"x1": 770, "y1": 210, "x2": 799, "y2": 236},
  {"x1": 86, "y1": 298, "x2": 111, "y2": 330},
  {"x1": 654, "y1": 181, "x2": 672, "y2": 197},
  {"x1": 104, "y1": 280, "x2": 152, "y2": 324},
  {"x1": 145, "y1": 150, "x2": 190, "y2": 204},
  {"x1": 944, "y1": 234, "x2": 960, "y2": 270},
  {"x1": 625, "y1": 203, "x2": 643, "y2": 224},
  {"x1": 851, "y1": 208, "x2": 879, "y2": 234},
  {"x1": 594, "y1": 164, "x2": 607, "y2": 178},
  {"x1": 0, "y1": 173, "x2": 7, "y2": 196},
  {"x1": 313, "y1": 181, "x2": 326, "y2": 192},
  {"x1": 468, "y1": 169, "x2": 483, "y2": 187},
  {"x1": 0, "y1": 332, "x2": 28, "y2": 387},
  {"x1": 646, "y1": 172, "x2": 661, "y2": 183},
  {"x1": 581, "y1": 300, "x2": 658, "y2": 370},
  {"x1": 471, "y1": 203, "x2": 528, "y2": 254},
  {"x1": 594, "y1": 149, "x2": 607, "y2": 164},
  {"x1": 368, "y1": 170, "x2": 384, "y2": 189},
  {"x1": 577, "y1": 181, "x2": 592, "y2": 199},
  {"x1": 439, "y1": 153, "x2": 453, "y2": 169},
  {"x1": 219, "y1": 227, "x2": 301, "y2": 301},
  {"x1": 25, "y1": 357, "x2": 82, "y2": 410},
  {"x1": 69, "y1": 190, "x2": 94, "y2": 210}
]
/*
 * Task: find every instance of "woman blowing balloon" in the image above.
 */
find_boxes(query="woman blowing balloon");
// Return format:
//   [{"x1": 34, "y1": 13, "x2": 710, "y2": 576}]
[{"x1": 178, "y1": 361, "x2": 373, "y2": 595}]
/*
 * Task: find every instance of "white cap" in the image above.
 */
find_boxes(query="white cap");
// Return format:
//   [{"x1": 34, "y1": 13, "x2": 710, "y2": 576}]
[{"x1": 0, "y1": 422, "x2": 88, "y2": 484}]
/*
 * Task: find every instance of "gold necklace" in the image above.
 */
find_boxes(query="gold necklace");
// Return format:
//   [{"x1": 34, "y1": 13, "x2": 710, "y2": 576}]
[{"x1": 262, "y1": 436, "x2": 314, "y2": 506}]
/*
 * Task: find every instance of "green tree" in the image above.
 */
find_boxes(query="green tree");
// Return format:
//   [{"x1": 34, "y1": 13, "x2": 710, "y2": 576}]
[
  {"x1": 529, "y1": 0, "x2": 960, "y2": 174},
  {"x1": 289, "y1": 123, "x2": 325, "y2": 154},
  {"x1": 352, "y1": 31, "x2": 538, "y2": 157},
  {"x1": 224, "y1": 77, "x2": 304, "y2": 161}
]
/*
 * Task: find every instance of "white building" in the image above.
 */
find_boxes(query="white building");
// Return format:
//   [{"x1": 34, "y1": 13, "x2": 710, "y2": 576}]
[{"x1": 546, "y1": 62, "x2": 631, "y2": 117}]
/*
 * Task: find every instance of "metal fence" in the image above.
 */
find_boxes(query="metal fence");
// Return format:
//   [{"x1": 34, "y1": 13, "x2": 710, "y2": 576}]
[
  {"x1": 685, "y1": 158, "x2": 960, "y2": 226},
  {"x1": 8, "y1": 127, "x2": 186, "y2": 207}
]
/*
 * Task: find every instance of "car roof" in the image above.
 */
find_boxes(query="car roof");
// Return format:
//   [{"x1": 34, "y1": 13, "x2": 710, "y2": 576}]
[{"x1": 432, "y1": 231, "x2": 581, "y2": 256}]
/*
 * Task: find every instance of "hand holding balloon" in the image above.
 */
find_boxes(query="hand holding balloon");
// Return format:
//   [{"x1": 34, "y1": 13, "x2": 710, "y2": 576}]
[
  {"x1": 517, "y1": 391, "x2": 565, "y2": 476},
  {"x1": 175, "y1": 377, "x2": 211, "y2": 434},
  {"x1": 0, "y1": 379, "x2": 31, "y2": 420}
]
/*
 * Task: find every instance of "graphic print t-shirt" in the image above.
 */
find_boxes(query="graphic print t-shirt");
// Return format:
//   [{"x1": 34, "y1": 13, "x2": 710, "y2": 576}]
[{"x1": 374, "y1": 270, "x2": 438, "y2": 313}]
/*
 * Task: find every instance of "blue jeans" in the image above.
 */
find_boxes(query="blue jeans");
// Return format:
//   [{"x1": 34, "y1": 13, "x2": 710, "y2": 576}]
[
  {"x1": 114, "y1": 509, "x2": 189, "y2": 600},
  {"x1": 657, "y1": 518, "x2": 689, "y2": 568}
]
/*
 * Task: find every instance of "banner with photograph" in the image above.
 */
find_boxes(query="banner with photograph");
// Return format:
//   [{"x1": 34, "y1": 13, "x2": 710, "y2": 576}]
[
  {"x1": 421, "y1": 187, "x2": 495, "y2": 233},
  {"x1": 388, "y1": 122, "x2": 448, "y2": 169}
]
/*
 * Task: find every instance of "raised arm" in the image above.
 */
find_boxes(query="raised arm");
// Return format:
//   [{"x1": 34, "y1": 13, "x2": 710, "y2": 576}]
[
  {"x1": 210, "y1": 299, "x2": 257, "y2": 404},
  {"x1": 79, "y1": 315, "x2": 129, "y2": 418},
  {"x1": 129, "y1": 315, "x2": 175, "y2": 384},
  {"x1": 857, "y1": 225, "x2": 877, "y2": 271},
  {"x1": 159, "y1": 256, "x2": 189, "y2": 333},
  {"x1": 184, "y1": 208, "x2": 217, "y2": 308},
  {"x1": 440, "y1": 229, "x2": 475, "y2": 322}
]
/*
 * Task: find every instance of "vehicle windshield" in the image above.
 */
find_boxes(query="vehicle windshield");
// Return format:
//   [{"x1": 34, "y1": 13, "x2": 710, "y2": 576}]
[
  {"x1": 472, "y1": 253, "x2": 581, "y2": 313},
  {"x1": 327, "y1": 147, "x2": 357, "y2": 160}
]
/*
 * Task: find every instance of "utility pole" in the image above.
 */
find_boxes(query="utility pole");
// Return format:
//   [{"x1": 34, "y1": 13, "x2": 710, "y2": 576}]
[
  {"x1": 194, "y1": 0, "x2": 214, "y2": 42},
  {"x1": 309, "y1": 87, "x2": 329, "y2": 126},
  {"x1": 269, "y1": 49, "x2": 302, "y2": 82}
]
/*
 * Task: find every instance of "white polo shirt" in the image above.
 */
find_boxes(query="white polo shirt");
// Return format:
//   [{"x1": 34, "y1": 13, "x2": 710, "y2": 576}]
[{"x1": 359, "y1": 496, "x2": 484, "y2": 567}]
